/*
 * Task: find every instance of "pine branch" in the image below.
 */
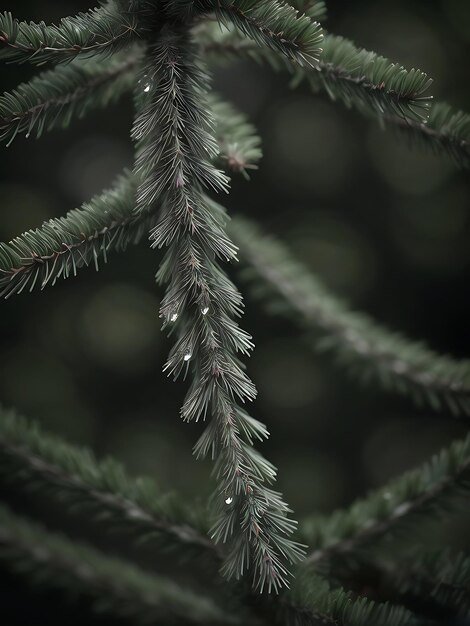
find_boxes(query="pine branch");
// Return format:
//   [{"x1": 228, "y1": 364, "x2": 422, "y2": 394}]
[
  {"x1": 198, "y1": 27, "x2": 432, "y2": 123},
  {"x1": 385, "y1": 549, "x2": 470, "y2": 619},
  {"x1": 279, "y1": 572, "x2": 419, "y2": 626},
  {"x1": 0, "y1": 410, "x2": 422, "y2": 626},
  {"x1": 199, "y1": 23, "x2": 470, "y2": 166},
  {"x1": 229, "y1": 217, "x2": 470, "y2": 417},
  {"x1": 382, "y1": 101, "x2": 470, "y2": 168},
  {"x1": 300, "y1": 433, "x2": 470, "y2": 567},
  {"x1": 210, "y1": 0, "x2": 324, "y2": 68},
  {"x1": 299, "y1": 33, "x2": 432, "y2": 122},
  {"x1": 209, "y1": 94, "x2": 262, "y2": 175},
  {"x1": 0, "y1": 172, "x2": 155, "y2": 298},
  {"x1": 0, "y1": 95, "x2": 261, "y2": 299},
  {"x1": 0, "y1": 3, "x2": 139, "y2": 65},
  {"x1": 0, "y1": 406, "x2": 217, "y2": 559},
  {"x1": 0, "y1": 504, "x2": 240, "y2": 626},
  {"x1": 132, "y1": 34, "x2": 303, "y2": 593},
  {"x1": 0, "y1": 47, "x2": 141, "y2": 146}
]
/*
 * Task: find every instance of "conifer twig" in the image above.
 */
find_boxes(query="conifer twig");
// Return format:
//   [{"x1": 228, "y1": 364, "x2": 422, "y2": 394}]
[
  {"x1": 0, "y1": 406, "x2": 216, "y2": 558},
  {"x1": 210, "y1": 0, "x2": 324, "y2": 68},
  {"x1": 198, "y1": 27, "x2": 432, "y2": 122},
  {"x1": 0, "y1": 504, "x2": 241, "y2": 625},
  {"x1": 0, "y1": 3, "x2": 139, "y2": 65},
  {"x1": 230, "y1": 217, "x2": 470, "y2": 416},
  {"x1": 301, "y1": 433, "x2": 470, "y2": 566},
  {"x1": 0, "y1": 48, "x2": 142, "y2": 145},
  {"x1": 384, "y1": 550, "x2": 470, "y2": 619},
  {"x1": 132, "y1": 30, "x2": 303, "y2": 593},
  {"x1": 0, "y1": 172, "x2": 154, "y2": 299},
  {"x1": 382, "y1": 101, "x2": 470, "y2": 167},
  {"x1": 202, "y1": 23, "x2": 469, "y2": 166},
  {"x1": 280, "y1": 571, "x2": 419, "y2": 626}
]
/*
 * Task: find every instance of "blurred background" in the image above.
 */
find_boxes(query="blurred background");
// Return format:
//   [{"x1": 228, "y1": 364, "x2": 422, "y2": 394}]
[{"x1": 1, "y1": 0, "x2": 470, "y2": 622}]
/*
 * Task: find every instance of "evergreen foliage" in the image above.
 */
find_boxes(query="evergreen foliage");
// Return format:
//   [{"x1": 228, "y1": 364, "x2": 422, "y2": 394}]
[
  {"x1": 0, "y1": 48, "x2": 141, "y2": 145},
  {"x1": 0, "y1": 505, "x2": 239, "y2": 625},
  {"x1": 0, "y1": 407, "x2": 215, "y2": 558},
  {"x1": 300, "y1": 433, "x2": 470, "y2": 567},
  {"x1": 0, "y1": 0, "x2": 469, "y2": 623},
  {"x1": 386, "y1": 549, "x2": 470, "y2": 618},
  {"x1": 231, "y1": 218, "x2": 470, "y2": 416},
  {"x1": 0, "y1": 4, "x2": 138, "y2": 65}
]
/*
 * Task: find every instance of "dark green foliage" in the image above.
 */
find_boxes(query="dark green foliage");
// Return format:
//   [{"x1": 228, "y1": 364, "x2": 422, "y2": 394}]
[
  {"x1": 0, "y1": 102, "x2": 261, "y2": 298},
  {"x1": 0, "y1": 48, "x2": 141, "y2": 145},
  {"x1": 231, "y1": 217, "x2": 470, "y2": 417},
  {"x1": 0, "y1": 505, "x2": 240, "y2": 625},
  {"x1": 0, "y1": 3, "x2": 138, "y2": 65},
  {"x1": 300, "y1": 34, "x2": 432, "y2": 122},
  {"x1": 283, "y1": 573, "x2": 418, "y2": 626},
  {"x1": 210, "y1": 0, "x2": 323, "y2": 67},
  {"x1": 387, "y1": 550, "x2": 470, "y2": 619},
  {"x1": 0, "y1": 407, "x2": 214, "y2": 557},
  {"x1": 197, "y1": 24, "x2": 470, "y2": 166},
  {"x1": 385, "y1": 101, "x2": 470, "y2": 167},
  {"x1": 0, "y1": 172, "x2": 152, "y2": 298},
  {"x1": 132, "y1": 27, "x2": 304, "y2": 592},
  {"x1": 0, "y1": 0, "x2": 470, "y2": 623},
  {"x1": 300, "y1": 433, "x2": 470, "y2": 566},
  {"x1": 198, "y1": 26, "x2": 432, "y2": 122}
]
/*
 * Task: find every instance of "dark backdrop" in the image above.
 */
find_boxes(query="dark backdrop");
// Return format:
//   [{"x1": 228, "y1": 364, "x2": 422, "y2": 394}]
[{"x1": 1, "y1": 1, "x2": 469, "y2": 623}]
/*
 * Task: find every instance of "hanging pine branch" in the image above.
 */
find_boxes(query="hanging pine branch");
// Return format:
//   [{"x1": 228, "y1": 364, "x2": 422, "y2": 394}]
[
  {"x1": 131, "y1": 23, "x2": 306, "y2": 592},
  {"x1": 196, "y1": 22, "x2": 469, "y2": 167},
  {"x1": 210, "y1": 0, "x2": 323, "y2": 66},
  {"x1": 230, "y1": 217, "x2": 470, "y2": 416}
]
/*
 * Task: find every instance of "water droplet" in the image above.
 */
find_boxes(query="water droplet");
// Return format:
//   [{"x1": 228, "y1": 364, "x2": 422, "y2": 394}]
[
  {"x1": 225, "y1": 496, "x2": 233, "y2": 505},
  {"x1": 139, "y1": 74, "x2": 153, "y2": 94},
  {"x1": 201, "y1": 306, "x2": 209, "y2": 315},
  {"x1": 170, "y1": 313, "x2": 178, "y2": 322},
  {"x1": 183, "y1": 352, "x2": 192, "y2": 362}
]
